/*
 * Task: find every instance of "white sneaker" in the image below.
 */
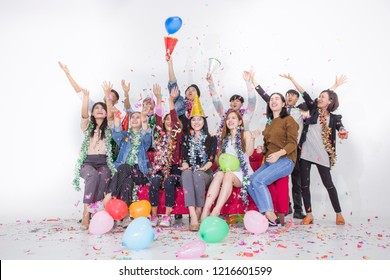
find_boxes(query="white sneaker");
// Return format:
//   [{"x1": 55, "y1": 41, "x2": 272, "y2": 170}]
[
  {"x1": 159, "y1": 215, "x2": 172, "y2": 227},
  {"x1": 150, "y1": 216, "x2": 159, "y2": 227}
]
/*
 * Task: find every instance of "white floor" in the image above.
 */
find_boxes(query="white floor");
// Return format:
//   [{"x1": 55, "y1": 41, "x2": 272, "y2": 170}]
[{"x1": 1, "y1": 214, "x2": 389, "y2": 260}]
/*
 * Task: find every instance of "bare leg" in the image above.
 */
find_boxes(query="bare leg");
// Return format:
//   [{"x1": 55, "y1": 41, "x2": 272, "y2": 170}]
[
  {"x1": 200, "y1": 172, "x2": 224, "y2": 221},
  {"x1": 81, "y1": 204, "x2": 90, "y2": 230},
  {"x1": 151, "y1": 206, "x2": 158, "y2": 216},
  {"x1": 211, "y1": 172, "x2": 241, "y2": 217},
  {"x1": 165, "y1": 206, "x2": 173, "y2": 216}
]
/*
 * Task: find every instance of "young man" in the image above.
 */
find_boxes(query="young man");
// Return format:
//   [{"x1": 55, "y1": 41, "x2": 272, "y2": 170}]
[{"x1": 206, "y1": 72, "x2": 257, "y2": 137}]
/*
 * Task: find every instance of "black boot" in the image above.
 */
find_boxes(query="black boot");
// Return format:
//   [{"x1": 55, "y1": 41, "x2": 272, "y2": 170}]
[{"x1": 293, "y1": 211, "x2": 305, "y2": 219}]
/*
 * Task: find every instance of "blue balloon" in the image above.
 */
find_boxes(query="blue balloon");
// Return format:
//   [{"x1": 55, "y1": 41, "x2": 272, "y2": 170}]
[
  {"x1": 165, "y1": 16, "x2": 182, "y2": 35},
  {"x1": 122, "y1": 217, "x2": 154, "y2": 250}
]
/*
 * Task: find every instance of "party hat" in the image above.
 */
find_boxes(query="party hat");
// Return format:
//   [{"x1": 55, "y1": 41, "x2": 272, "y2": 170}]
[
  {"x1": 207, "y1": 58, "x2": 221, "y2": 76},
  {"x1": 164, "y1": 36, "x2": 178, "y2": 59},
  {"x1": 190, "y1": 94, "x2": 207, "y2": 118}
]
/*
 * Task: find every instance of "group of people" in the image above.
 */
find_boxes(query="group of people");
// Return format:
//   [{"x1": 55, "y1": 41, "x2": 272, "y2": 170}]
[{"x1": 59, "y1": 56, "x2": 349, "y2": 232}]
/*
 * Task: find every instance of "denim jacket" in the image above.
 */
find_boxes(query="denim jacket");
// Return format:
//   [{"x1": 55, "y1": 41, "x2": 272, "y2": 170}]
[
  {"x1": 169, "y1": 80, "x2": 186, "y2": 117},
  {"x1": 112, "y1": 126, "x2": 152, "y2": 177}
]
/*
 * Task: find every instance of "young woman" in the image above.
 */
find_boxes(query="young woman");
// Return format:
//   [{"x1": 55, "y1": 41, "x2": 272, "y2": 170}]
[
  {"x1": 181, "y1": 95, "x2": 217, "y2": 231},
  {"x1": 103, "y1": 103, "x2": 152, "y2": 227},
  {"x1": 200, "y1": 111, "x2": 260, "y2": 221},
  {"x1": 74, "y1": 88, "x2": 116, "y2": 230},
  {"x1": 149, "y1": 84, "x2": 183, "y2": 227},
  {"x1": 248, "y1": 93, "x2": 298, "y2": 226},
  {"x1": 280, "y1": 74, "x2": 348, "y2": 225}
]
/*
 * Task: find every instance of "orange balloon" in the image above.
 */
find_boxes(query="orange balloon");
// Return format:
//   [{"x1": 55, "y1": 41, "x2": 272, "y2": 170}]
[{"x1": 129, "y1": 200, "x2": 151, "y2": 218}]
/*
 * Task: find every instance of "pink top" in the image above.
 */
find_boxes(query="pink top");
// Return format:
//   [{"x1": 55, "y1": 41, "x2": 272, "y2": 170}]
[{"x1": 81, "y1": 117, "x2": 113, "y2": 155}]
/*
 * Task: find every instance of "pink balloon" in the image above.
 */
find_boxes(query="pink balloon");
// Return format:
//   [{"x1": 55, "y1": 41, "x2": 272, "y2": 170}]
[
  {"x1": 244, "y1": 210, "x2": 269, "y2": 234},
  {"x1": 176, "y1": 240, "x2": 206, "y2": 259},
  {"x1": 89, "y1": 210, "x2": 114, "y2": 235}
]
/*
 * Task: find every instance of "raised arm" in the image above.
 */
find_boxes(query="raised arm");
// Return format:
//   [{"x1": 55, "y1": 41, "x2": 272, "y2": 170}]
[
  {"x1": 121, "y1": 80, "x2": 132, "y2": 112},
  {"x1": 243, "y1": 71, "x2": 257, "y2": 119},
  {"x1": 248, "y1": 69, "x2": 270, "y2": 103},
  {"x1": 102, "y1": 81, "x2": 114, "y2": 122},
  {"x1": 207, "y1": 74, "x2": 225, "y2": 118},
  {"x1": 58, "y1": 61, "x2": 82, "y2": 93},
  {"x1": 167, "y1": 56, "x2": 177, "y2": 84},
  {"x1": 81, "y1": 88, "x2": 90, "y2": 119},
  {"x1": 141, "y1": 103, "x2": 151, "y2": 132},
  {"x1": 279, "y1": 73, "x2": 305, "y2": 93},
  {"x1": 329, "y1": 75, "x2": 348, "y2": 91}
]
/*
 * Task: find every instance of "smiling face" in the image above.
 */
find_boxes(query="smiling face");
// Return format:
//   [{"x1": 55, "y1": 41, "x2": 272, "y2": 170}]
[
  {"x1": 163, "y1": 114, "x2": 172, "y2": 131},
  {"x1": 190, "y1": 116, "x2": 205, "y2": 132},
  {"x1": 92, "y1": 103, "x2": 107, "y2": 119},
  {"x1": 285, "y1": 92, "x2": 299, "y2": 107},
  {"x1": 269, "y1": 93, "x2": 285, "y2": 113},
  {"x1": 317, "y1": 91, "x2": 331, "y2": 110},
  {"x1": 225, "y1": 111, "x2": 242, "y2": 130},
  {"x1": 130, "y1": 112, "x2": 142, "y2": 129}
]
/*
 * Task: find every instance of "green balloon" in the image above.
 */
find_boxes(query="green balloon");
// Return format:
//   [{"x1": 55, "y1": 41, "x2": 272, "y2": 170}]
[
  {"x1": 199, "y1": 216, "x2": 229, "y2": 243},
  {"x1": 218, "y1": 153, "x2": 240, "y2": 172}
]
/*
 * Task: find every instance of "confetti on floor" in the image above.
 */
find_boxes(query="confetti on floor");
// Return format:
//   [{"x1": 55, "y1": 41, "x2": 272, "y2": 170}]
[{"x1": 0, "y1": 215, "x2": 389, "y2": 260}]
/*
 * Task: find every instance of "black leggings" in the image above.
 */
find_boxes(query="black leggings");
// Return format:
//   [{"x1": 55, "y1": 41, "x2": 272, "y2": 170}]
[
  {"x1": 149, "y1": 165, "x2": 181, "y2": 208},
  {"x1": 299, "y1": 159, "x2": 341, "y2": 213},
  {"x1": 108, "y1": 164, "x2": 149, "y2": 206}
]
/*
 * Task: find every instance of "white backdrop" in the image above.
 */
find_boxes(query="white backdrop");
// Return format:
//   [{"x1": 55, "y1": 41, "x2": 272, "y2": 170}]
[{"x1": 1, "y1": 0, "x2": 389, "y2": 223}]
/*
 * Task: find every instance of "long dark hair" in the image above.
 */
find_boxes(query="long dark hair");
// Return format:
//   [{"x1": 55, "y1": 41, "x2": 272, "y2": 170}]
[
  {"x1": 266, "y1": 92, "x2": 289, "y2": 120},
  {"x1": 90, "y1": 102, "x2": 108, "y2": 140},
  {"x1": 220, "y1": 111, "x2": 246, "y2": 153},
  {"x1": 188, "y1": 116, "x2": 210, "y2": 136}
]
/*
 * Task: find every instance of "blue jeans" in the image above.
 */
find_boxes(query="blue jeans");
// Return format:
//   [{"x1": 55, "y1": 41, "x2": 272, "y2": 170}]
[{"x1": 248, "y1": 158, "x2": 294, "y2": 213}]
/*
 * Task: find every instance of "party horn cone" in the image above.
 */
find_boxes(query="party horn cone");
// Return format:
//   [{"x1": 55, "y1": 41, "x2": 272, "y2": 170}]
[
  {"x1": 207, "y1": 58, "x2": 221, "y2": 76},
  {"x1": 164, "y1": 36, "x2": 178, "y2": 59}
]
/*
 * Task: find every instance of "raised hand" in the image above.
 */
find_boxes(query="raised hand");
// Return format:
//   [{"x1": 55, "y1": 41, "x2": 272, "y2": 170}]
[
  {"x1": 81, "y1": 88, "x2": 89, "y2": 97},
  {"x1": 170, "y1": 85, "x2": 179, "y2": 100},
  {"x1": 101, "y1": 81, "x2": 113, "y2": 94},
  {"x1": 206, "y1": 74, "x2": 214, "y2": 85},
  {"x1": 335, "y1": 75, "x2": 348, "y2": 88},
  {"x1": 243, "y1": 70, "x2": 251, "y2": 81},
  {"x1": 121, "y1": 80, "x2": 130, "y2": 94},
  {"x1": 153, "y1": 84, "x2": 162, "y2": 100},
  {"x1": 58, "y1": 61, "x2": 70, "y2": 74},
  {"x1": 279, "y1": 73, "x2": 294, "y2": 81}
]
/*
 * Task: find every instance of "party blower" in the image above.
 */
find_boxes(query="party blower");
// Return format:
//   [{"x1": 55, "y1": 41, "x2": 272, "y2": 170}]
[
  {"x1": 207, "y1": 57, "x2": 221, "y2": 76},
  {"x1": 164, "y1": 16, "x2": 182, "y2": 59}
]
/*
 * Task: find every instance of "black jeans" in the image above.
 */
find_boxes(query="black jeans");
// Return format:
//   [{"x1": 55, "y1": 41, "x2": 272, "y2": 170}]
[
  {"x1": 149, "y1": 165, "x2": 181, "y2": 208},
  {"x1": 299, "y1": 159, "x2": 341, "y2": 213},
  {"x1": 108, "y1": 164, "x2": 149, "y2": 206}
]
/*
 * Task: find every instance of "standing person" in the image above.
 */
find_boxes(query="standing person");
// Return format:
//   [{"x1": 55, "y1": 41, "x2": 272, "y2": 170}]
[
  {"x1": 74, "y1": 88, "x2": 116, "y2": 230},
  {"x1": 103, "y1": 104, "x2": 152, "y2": 226},
  {"x1": 200, "y1": 111, "x2": 260, "y2": 221},
  {"x1": 249, "y1": 70, "x2": 307, "y2": 219},
  {"x1": 281, "y1": 74, "x2": 348, "y2": 225},
  {"x1": 181, "y1": 95, "x2": 217, "y2": 231},
  {"x1": 149, "y1": 84, "x2": 183, "y2": 227},
  {"x1": 248, "y1": 93, "x2": 298, "y2": 226},
  {"x1": 206, "y1": 72, "x2": 257, "y2": 136},
  {"x1": 167, "y1": 56, "x2": 201, "y2": 135}
]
